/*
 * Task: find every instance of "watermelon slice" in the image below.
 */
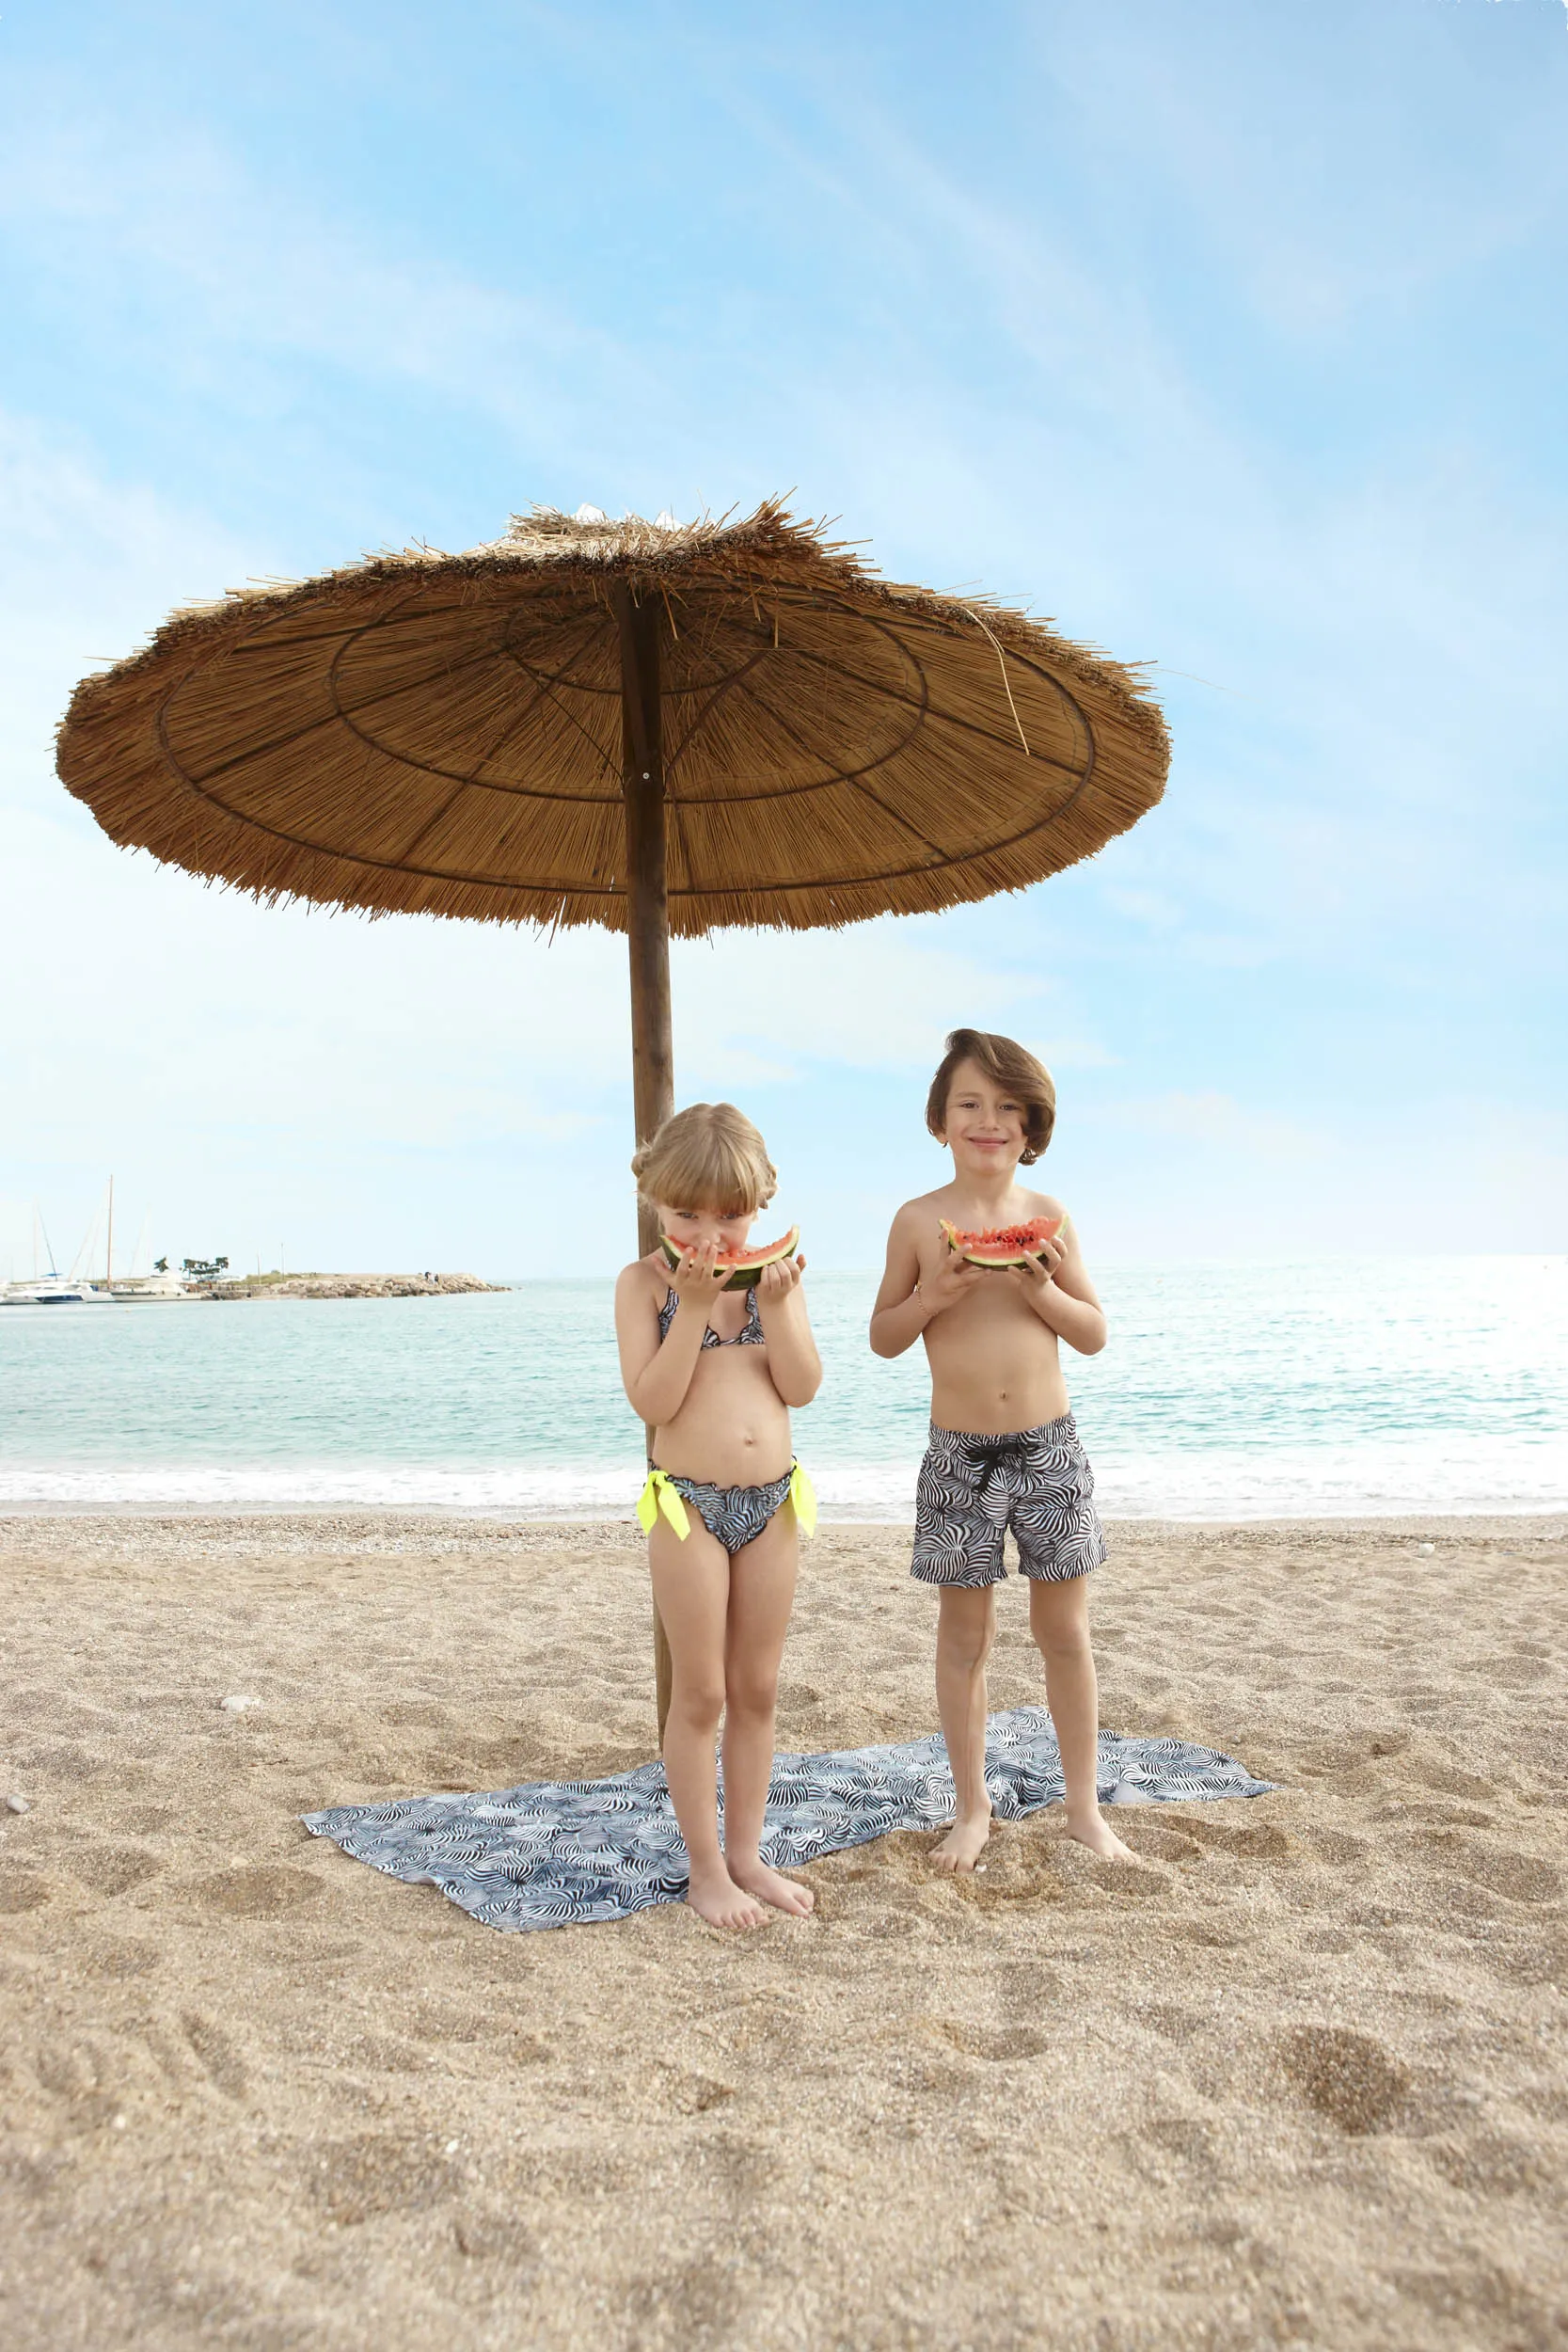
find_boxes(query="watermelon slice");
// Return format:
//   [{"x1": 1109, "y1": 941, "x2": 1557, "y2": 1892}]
[
  {"x1": 658, "y1": 1224, "x2": 801, "y2": 1292},
  {"x1": 940, "y1": 1214, "x2": 1064, "y2": 1270}
]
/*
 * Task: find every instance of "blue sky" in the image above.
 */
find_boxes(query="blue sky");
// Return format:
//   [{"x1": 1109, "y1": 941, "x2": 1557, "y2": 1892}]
[{"x1": 2, "y1": 0, "x2": 1564, "y2": 1277}]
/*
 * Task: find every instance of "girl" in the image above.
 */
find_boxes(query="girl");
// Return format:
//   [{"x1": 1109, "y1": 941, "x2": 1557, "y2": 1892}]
[{"x1": 614, "y1": 1103, "x2": 822, "y2": 1931}]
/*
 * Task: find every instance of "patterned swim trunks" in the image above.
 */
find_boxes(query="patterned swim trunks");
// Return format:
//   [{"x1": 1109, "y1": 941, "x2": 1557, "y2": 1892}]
[{"x1": 911, "y1": 1415, "x2": 1107, "y2": 1588}]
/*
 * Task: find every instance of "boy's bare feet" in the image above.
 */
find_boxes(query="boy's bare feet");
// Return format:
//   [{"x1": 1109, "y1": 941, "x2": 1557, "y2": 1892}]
[
  {"x1": 932, "y1": 1812, "x2": 992, "y2": 1871},
  {"x1": 686, "y1": 1864, "x2": 769, "y2": 1930},
  {"x1": 727, "y1": 1856, "x2": 816, "y2": 1916},
  {"x1": 1064, "y1": 1808, "x2": 1139, "y2": 1863}
]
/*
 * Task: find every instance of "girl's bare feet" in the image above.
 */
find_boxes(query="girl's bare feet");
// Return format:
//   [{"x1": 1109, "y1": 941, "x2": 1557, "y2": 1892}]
[
  {"x1": 686, "y1": 1864, "x2": 769, "y2": 1930},
  {"x1": 932, "y1": 1811, "x2": 992, "y2": 1871},
  {"x1": 727, "y1": 1856, "x2": 816, "y2": 1916},
  {"x1": 1065, "y1": 1808, "x2": 1138, "y2": 1863}
]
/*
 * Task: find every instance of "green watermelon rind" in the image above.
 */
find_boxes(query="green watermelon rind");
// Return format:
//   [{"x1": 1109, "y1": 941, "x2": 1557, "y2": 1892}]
[{"x1": 657, "y1": 1224, "x2": 800, "y2": 1292}]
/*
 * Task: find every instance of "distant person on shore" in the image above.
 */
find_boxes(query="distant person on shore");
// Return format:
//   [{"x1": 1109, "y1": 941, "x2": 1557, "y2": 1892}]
[
  {"x1": 615, "y1": 1103, "x2": 821, "y2": 1930},
  {"x1": 870, "y1": 1028, "x2": 1132, "y2": 1870}
]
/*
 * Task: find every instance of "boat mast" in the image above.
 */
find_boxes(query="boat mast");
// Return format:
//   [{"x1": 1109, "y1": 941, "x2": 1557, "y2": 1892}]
[{"x1": 105, "y1": 1175, "x2": 114, "y2": 1287}]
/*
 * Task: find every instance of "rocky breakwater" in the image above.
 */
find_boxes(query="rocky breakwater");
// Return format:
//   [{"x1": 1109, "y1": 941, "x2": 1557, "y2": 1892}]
[{"x1": 210, "y1": 1273, "x2": 506, "y2": 1301}]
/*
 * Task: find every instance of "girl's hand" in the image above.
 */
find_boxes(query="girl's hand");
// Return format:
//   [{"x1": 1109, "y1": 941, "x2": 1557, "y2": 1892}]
[
  {"x1": 668, "y1": 1236, "x2": 731, "y2": 1304},
  {"x1": 756, "y1": 1253, "x2": 805, "y2": 1306},
  {"x1": 921, "y1": 1252, "x2": 986, "y2": 1315}
]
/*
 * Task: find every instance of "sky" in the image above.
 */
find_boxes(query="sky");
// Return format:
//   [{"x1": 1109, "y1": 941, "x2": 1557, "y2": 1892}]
[{"x1": 2, "y1": 0, "x2": 1565, "y2": 1278}]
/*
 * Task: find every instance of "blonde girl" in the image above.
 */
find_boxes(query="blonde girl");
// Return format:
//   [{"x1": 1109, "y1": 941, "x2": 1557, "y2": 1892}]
[{"x1": 614, "y1": 1103, "x2": 821, "y2": 1931}]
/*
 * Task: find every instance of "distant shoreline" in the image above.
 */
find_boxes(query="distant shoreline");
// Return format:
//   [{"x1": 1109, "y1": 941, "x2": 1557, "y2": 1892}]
[{"x1": 205, "y1": 1272, "x2": 506, "y2": 1300}]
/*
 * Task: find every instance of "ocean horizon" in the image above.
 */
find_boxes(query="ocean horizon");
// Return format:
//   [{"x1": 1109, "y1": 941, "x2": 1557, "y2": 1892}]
[{"x1": 3, "y1": 1254, "x2": 1564, "y2": 1522}]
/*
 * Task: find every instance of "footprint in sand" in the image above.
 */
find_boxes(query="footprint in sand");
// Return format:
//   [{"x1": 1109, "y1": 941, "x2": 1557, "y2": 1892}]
[
  {"x1": 0, "y1": 1871, "x2": 51, "y2": 1913},
  {"x1": 1137, "y1": 2002, "x2": 1204, "y2": 2043},
  {"x1": 1484, "y1": 1655, "x2": 1551, "y2": 1684},
  {"x1": 1299, "y1": 1829, "x2": 1368, "y2": 1865},
  {"x1": 1117, "y1": 1823, "x2": 1204, "y2": 1865},
  {"x1": 1148, "y1": 2116, "x2": 1215, "y2": 2163},
  {"x1": 1452, "y1": 1847, "x2": 1561, "y2": 1906},
  {"x1": 1174, "y1": 1818, "x2": 1294, "y2": 1863},
  {"x1": 453, "y1": 2208, "x2": 540, "y2": 2264},
  {"x1": 304, "y1": 2132, "x2": 462, "y2": 2226},
  {"x1": 31, "y1": 2035, "x2": 132, "y2": 2124},
  {"x1": 122, "y1": 1806, "x2": 174, "y2": 1835},
  {"x1": 1279, "y1": 2026, "x2": 1410, "y2": 2136},
  {"x1": 70, "y1": 1846, "x2": 163, "y2": 1897},
  {"x1": 932, "y1": 2018, "x2": 1053, "y2": 2062},
  {"x1": 182, "y1": 2010, "x2": 248, "y2": 2098},
  {"x1": 1404, "y1": 1760, "x2": 1499, "y2": 1801},
  {"x1": 1000, "y1": 1961, "x2": 1063, "y2": 2001},
  {"x1": 195, "y1": 1865, "x2": 325, "y2": 1918},
  {"x1": 80, "y1": 1935, "x2": 159, "y2": 1979}
]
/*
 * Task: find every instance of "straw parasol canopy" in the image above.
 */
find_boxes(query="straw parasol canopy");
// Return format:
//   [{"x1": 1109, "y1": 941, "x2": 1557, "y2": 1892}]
[
  {"x1": 56, "y1": 500, "x2": 1167, "y2": 939},
  {"x1": 56, "y1": 498, "x2": 1169, "y2": 1736}
]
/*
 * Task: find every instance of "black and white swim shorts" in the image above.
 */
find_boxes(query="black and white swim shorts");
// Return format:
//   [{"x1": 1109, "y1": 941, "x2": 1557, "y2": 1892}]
[{"x1": 911, "y1": 1414, "x2": 1108, "y2": 1588}]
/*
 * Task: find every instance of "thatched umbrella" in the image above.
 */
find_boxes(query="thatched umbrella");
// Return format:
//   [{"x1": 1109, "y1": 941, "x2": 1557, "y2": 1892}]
[{"x1": 56, "y1": 500, "x2": 1169, "y2": 1729}]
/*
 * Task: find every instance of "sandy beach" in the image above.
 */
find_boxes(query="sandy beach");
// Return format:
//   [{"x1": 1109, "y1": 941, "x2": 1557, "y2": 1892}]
[{"x1": 1, "y1": 1512, "x2": 1564, "y2": 2350}]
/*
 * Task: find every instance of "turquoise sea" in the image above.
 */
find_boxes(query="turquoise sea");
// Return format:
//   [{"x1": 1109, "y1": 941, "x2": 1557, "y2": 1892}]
[{"x1": 1, "y1": 1258, "x2": 1564, "y2": 1519}]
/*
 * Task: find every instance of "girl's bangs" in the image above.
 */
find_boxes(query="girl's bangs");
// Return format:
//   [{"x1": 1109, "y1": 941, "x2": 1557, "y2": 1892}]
[{"x1": 652, "y1": 1134, "x2": 766, "y2": 1215}]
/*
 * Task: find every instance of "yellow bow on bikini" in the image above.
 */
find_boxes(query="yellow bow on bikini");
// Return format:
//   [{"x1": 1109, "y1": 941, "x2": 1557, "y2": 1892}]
[
  {"x1": 636, "y1": 1468, "x2": 691, "y2": 1540},
  {"x1": 789, "y1": 1461, "x2": 818, "y2": 1539}
]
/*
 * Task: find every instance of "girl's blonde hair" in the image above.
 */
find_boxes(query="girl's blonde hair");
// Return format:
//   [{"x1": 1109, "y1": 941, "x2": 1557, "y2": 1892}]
[{"x1": 631, "y1": 1103, "x2": 778, "y2": 1214}]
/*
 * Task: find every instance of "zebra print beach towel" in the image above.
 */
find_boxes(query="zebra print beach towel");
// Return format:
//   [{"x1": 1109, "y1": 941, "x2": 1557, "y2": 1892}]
[{"x1": 302, "y1": 1708, "x2": 1275, "y2": 1933}]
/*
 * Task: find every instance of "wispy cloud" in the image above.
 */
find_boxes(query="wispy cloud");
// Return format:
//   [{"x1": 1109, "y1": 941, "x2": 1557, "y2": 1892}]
[{"x1": 0, "y1": 2, "x2": 1561, "y2": 1263}]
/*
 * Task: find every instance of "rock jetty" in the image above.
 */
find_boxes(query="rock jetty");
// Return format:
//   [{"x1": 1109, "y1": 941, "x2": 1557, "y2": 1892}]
[{"x1": 209, "y1": 1273, "x2": 504, "y2": 1301}]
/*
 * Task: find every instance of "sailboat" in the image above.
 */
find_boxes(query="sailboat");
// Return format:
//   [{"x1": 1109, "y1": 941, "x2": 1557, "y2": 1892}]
[
  {"x1": 0, "y1": 1184, "x2": 184, "y2": 1304},
  {"x1": 0, "y1": 1200, "x2": 107, "y2": 1304},
  {"x1": 0, "y1": 1206, "x2": 112, "y2": 1304},
  {"x1": 1, "y1": 1274, "x2": 110, "y2": 1305}
]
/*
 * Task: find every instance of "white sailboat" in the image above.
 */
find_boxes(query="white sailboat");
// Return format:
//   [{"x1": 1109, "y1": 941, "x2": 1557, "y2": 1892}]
[
  {"x1": 1, "y1": 1272, "x2": 111, "y2": 1306},
  {"x1": 0, "y1": 1184, "x2": 188, "y2": 1305},
  {"x1": 2, "y1": 1206, "x2": 90, "y2": 1304}
]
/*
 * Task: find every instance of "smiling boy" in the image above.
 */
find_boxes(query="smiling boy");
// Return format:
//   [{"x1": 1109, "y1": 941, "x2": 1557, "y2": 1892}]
[{"x1": 870, "y1": 1027, "x2": 1132, "y2": 1870}]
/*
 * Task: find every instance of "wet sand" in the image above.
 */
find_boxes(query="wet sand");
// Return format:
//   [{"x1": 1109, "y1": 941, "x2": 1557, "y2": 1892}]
[{"x1": 1, "y1": 1513, "x2": 1564, "y2": 2350}]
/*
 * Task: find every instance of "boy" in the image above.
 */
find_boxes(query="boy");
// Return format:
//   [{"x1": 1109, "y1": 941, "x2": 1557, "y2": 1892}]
[{"x1": 870, "y1": 1028, "x2": 1132, "y2": 1869}]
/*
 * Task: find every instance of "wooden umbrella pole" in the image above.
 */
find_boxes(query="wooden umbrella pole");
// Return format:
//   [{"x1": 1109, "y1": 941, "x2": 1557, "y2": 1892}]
[{"x1": 616, "y1": 584, "x2": 676, "y2": 1743}]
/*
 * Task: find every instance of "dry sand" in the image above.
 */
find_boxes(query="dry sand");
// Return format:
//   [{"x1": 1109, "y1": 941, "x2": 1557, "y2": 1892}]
[{"x1": 1, "y1": 1512, "x2": 1564, "y2": 2351}]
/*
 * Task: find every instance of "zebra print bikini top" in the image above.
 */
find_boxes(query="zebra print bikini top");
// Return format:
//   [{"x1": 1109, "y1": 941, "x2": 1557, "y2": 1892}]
[{"x1": 657, "y1": 1284, "x2": 766, "y2": 1348}]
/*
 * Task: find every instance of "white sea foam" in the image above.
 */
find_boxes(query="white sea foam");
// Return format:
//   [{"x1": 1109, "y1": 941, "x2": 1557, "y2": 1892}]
[{"x1": 1, "y1": 1438, "x2": 1563, "y2": 1520}]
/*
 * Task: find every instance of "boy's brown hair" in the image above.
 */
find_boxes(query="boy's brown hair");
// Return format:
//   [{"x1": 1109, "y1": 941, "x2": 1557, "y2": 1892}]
[
  {"x1": 630, "y1": 1102, "x2": 778, "y2": 1214},
  {"x1": 926, "y1": 1028, "x2": 1056, "y2": 1165}
]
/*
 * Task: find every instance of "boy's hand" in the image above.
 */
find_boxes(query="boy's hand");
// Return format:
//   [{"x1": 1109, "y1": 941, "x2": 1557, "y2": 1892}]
[
  {"x1": 756, "y1": 1254, "x2": 805, "y2": 1306},
  {"x1": 921, "y1": 1253, "x2": 987, "y2": 1316},
  {"x1": 1006, "y1": 1231, "x2": 1064, "y2": 1295}
]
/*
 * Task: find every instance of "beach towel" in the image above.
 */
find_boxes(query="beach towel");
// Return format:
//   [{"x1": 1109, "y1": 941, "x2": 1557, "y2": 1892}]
[{"x1": 302, "y1": 1708, "x2": 1275, "y2": 1932}]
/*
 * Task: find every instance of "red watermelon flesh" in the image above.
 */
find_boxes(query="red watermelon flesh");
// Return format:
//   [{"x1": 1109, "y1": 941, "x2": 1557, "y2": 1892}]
[
  {"x1": 940, "y1": 1214, "x2": 1064, "y2": 1269},
  {"x1": 658, "y1": 1224, "x2": 800, "y2": 1292}
]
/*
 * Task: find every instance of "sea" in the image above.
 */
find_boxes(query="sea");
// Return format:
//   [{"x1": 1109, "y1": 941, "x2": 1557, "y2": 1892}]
[{"x1": 1, "y1": 1258, "x2": 1564, "y2": 1521}]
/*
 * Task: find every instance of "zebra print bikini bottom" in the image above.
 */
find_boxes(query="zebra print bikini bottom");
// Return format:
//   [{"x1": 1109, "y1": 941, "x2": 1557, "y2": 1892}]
[{"x1": 666, "y1": 1467, "x2": 792, "y2": 1550}]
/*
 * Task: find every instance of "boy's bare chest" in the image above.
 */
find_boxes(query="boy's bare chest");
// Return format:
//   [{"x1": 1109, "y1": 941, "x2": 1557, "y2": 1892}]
[{"x1": 927, "y1": 1274, "x2": 1049, "y2": 1345}]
